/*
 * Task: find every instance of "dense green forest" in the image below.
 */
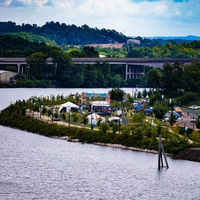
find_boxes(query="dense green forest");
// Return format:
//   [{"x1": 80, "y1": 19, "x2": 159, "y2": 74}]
[
  {"x1": 0, "y1": 22, "x2": 200, "y2": 91},
  {"x1": 0, "y1": 21, "x2": 128, "y2": 46}
]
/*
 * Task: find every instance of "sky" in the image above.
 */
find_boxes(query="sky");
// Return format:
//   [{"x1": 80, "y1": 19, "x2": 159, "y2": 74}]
[{"x1": 0, "y1": 0, "x2": 200, "y2": 37}]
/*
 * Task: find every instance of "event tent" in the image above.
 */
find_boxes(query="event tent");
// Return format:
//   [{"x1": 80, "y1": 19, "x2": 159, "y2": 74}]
[
  {"x1": 134, "y1": 104, "x2": 142, "y2": 110},
  {"x1": 108, "y1": 116, "x2": 122, "y2": 123},
  {"x1": 59, "y1": 101, "x2": 79, "y2": 112},
  {"x1": 175, "y1": 107, "x2": 182, "y2": 115},
  {"x1": 87, "y1": 113, "x2": 106, "y2": 125}
]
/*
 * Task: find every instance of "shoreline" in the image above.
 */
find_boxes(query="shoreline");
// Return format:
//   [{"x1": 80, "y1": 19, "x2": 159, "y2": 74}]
[
  {"x1": 53, "y1": 136, "x2": 200, "y2": 163},
  {"x1": 32, "y1": 112, "x2": 200, "y2": 163},
  {"x1": 53, "y1": 136, "x2": 167, "y2": 155}
]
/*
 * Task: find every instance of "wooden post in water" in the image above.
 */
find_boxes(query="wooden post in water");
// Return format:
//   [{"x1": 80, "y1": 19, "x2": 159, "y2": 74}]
[{"x1": 158, "y1": 135, "x2": 169, "y2": 170}]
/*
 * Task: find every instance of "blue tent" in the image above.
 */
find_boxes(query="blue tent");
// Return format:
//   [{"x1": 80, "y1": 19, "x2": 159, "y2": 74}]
[
  {"x1": 134, "y1": 104, "x2": 142, "y2": 110},
  {"x1": 145, "y1": 107, "x2": 152, "y2": 112},
  {"x1": 145, "y1": 107, "x2": 153, "y2": 115}
]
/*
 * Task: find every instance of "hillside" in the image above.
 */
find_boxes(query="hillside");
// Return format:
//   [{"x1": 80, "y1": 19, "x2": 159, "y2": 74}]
[{"x1": 0, "y1": 21, "x2": 129, "y2": 46}]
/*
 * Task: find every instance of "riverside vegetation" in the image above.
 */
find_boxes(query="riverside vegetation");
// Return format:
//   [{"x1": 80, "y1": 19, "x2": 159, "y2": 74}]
[
  {"x1": 0, "y1": 21, "x2": 200, "y2": 88},
  {"x1": 1, "y1": 89, "x2": 200, "y2": 161}
]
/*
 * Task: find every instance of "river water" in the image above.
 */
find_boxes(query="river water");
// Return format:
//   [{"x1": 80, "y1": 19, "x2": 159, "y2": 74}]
[{"x1": 0, "y1": 88, "x2": 200, "y2": 200}]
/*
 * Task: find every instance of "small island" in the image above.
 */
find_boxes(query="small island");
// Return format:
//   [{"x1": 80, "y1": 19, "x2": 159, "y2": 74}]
[{"x1": 1, "y1": 88, "x2": 200, "y2": 162}]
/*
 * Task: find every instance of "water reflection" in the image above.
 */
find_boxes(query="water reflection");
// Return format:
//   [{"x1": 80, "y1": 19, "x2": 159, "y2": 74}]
[
  {"x1": 0, "y1": 88, "x2": 200, "y2": 200},
  {"x1": 0, "y1": 125, "x2": 200, "y2": 200}
]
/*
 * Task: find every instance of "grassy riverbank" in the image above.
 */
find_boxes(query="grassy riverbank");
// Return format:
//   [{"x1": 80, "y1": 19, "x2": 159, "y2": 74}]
[{"x1": 1, "y1": 98, "x2": 197, "y2": 159}]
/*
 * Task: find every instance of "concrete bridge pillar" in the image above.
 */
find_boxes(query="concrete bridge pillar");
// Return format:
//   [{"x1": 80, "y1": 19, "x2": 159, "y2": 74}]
[
  {"x1": 125, "y1": 64, "x2": 128, "y2": 80},
  {"x1": 17, "y1": 64, "x2": 21, "y2": 73},
  {"x1": 21, "y1": 65, "x2": 24, "y2": 74},
  {"x1": 126, "y1": 65, "x2": 145, "y2": 80},
  {"x1": 17, "y1": 64, "x2": 25, "y2": 74}
]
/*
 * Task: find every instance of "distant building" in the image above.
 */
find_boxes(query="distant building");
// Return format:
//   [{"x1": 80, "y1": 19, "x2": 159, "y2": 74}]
[
  {"x1": 127, "y1": 39, "x2": 140, "y2": 45},
  {"x1": 0, "y1": 70, "x2": 17, "y2": 83}
]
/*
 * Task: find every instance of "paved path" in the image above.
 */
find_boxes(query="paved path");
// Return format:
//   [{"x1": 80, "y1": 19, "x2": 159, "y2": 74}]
[
  {"x1": 28, "y1": 111, "x2": 99, "y2": 130},
  {"x1": 177, "y1": 111, "x2": 198, "y2": 130}
]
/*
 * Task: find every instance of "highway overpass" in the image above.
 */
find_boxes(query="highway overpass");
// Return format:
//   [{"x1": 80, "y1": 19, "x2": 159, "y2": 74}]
[{"x1": 0, "y1": 57, "x2": 198, "y2": 80}]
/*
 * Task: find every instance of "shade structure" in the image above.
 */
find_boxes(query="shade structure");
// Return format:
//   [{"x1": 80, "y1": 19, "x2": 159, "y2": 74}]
[
  {"x1": 134, "y1": 104, "x2": 142, "y2": 110},
  {"x1": 87, "y1": 113, "x2": 106, "y2": 125},
  {"x1": 108, "y1": 116, "x2": 122, "y2": 123},
  {"x1": 59, "y1": 101, "x2": 79, "y2": 112},
  {"x1": 175, "y1": 107, "x2": 182, "y2": 113},
  {"x1": 145, "y1": 107, "x2": 152, "y2": 112}
]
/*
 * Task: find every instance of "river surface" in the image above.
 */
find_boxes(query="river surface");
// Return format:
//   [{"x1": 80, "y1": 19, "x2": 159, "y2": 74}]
[{"x1": 0, "y1": 88, "x2": 200, "y2": 200}]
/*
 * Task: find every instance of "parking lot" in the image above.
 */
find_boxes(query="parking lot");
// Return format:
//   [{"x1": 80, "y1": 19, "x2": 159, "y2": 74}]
[{"x1": 177, "y1": 110, "x2": 199, "y2": 130}]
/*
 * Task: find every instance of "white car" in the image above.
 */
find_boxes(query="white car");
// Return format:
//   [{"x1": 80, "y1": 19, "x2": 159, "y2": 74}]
[
  {"x1": 191, "y1": 117, "x2": 197, "y2": 122},
  {"x1": 189, "y1": 105, "x2": 199, "y2": 110}
]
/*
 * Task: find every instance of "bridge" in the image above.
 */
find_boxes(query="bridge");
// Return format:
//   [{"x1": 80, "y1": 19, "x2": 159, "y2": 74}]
[{"x1": 0, "y1": 57, "x2": 198, "y2": 80}]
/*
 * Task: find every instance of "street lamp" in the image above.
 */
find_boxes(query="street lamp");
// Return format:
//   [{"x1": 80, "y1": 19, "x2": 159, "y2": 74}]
[
  {"x1": 90, "y1": 112, "x2": 94, "y2": 130},
  {"x1": 118, "y1": 118, "x2": 121, "y2": 134},
  {"x1": 192, "y1": 115, "x2": 195, "y2": 130},
  {"x1": 69, "y1": 111, "x2": 71, "y2": 126},
  {"x1": 51, "y1": 107, "x2": 54, "y2": 122},
  {"x1": 66, "y1": 106, "x2": 71, "y2": 126},
  {"x1": 40, "y1": 104, "x2": 43, "y2": 118},
  {"x1": 184, "y1": 123, "x2": 188, "y2": 141}
]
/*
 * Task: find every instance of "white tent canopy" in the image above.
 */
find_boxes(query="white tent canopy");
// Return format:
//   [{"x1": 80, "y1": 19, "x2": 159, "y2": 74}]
[
  {"x1": 108, "y1": 116, "x2": 122, "y2": 123},
  {"x1": 91, "y1": 101, "x2": 110, "y2": 107},
  {"x1": 59, "y1": 101, "x2": 79, "y2": 112},
  {"x1": 87, "y1": 113, "x2": 106, "y2": 125}
]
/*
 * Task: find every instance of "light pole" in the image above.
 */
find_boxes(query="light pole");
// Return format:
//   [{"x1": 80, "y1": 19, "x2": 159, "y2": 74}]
[
  {"x1": 51, "y1": 107, "x2": 54, "y2": 122},
  {"x1": 118, "y1": 118, "x2": 121, "y2": 134},
  {"x1": 193, "y1": 115, "x2": 195, "y2": 130},
  {"x1": 184, "y1": 123, "x2": 188, "y2": 141},
  {"x1": 40, "y1": 104, "x2": 43, "y2": 118},
  {"x1": 66, "y1": 106, "x2": 71, "y2": 126},
  {"x1": 90, "y1": 105, "x2": 93, "y2": 130},
  {"x1": 69, "y1": 111, "x2": 71, "y2": 126}
]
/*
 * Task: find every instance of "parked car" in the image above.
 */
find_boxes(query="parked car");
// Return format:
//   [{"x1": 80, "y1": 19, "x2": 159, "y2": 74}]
[
  {"x1": 191, "y1": 117, "x2": 197, "y2": 122},
  {"x1": 162, "y1": 115, "x2": 170, "y2": 122},
  {"x1": 189, "y1": 105, "x2": 199, "y2": 110},
  {"x1": 190, "y1": 115, "x2": 198, "y2": 122},
  {"x1": 53, "y1": 116, "x2": 61, "y2": 121}
]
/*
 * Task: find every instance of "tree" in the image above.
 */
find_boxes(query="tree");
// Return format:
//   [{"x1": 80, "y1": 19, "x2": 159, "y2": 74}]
[
  {"x1": 146, "y1": 68, "x2": 162, "y2": 91},
  {"x1": 171, "y1": 61, "x2": 184, "y2": 91},
  {"x1": 182, "y1": 61, "x2": 200, "y2": 93},
  {"x1": 82, "y1": 46, "x2": 99, "y2": 57},
  {"x1": 51, "y1": 49, "x2": 74, "y2": 87},
  {"x1": 161, "y1": 63, "x2": 174, "y2": 92},
  {"x1": 169, "y1": 108, "x2": 177, "y2": 127},
  {"x1": 109, "y1": 88, "x2": 125, "y2": 103},
  {"x1": 26, "y1": 52, "x2": 49, "y2": 80},
  {"x1": 153, "y1": 102, "x2": 168, "y2": 120},
  {"x1": 72, "y1": 113, "x2": 78, "y2": 123}
]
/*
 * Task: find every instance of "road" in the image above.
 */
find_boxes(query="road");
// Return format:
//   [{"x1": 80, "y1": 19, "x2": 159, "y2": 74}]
[{"x1": 177, "y1": 110, "x2": 199, "y2": 130}]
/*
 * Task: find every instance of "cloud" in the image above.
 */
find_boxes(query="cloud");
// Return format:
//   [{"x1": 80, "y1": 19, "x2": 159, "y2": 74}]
[
  {"x1": 0, "y1": 0, "x2": 12, "y2": 7},
  {"x1": 0, "y1": 0, "x2": 52, "y2": 7},
  {"x1": 9, "y1": 0, "x2": 28, "y2": 7},
  {"x1": 173, "y1": 0, "x2": 188, "y2": 2},
  {"x1": 43, "y1": 0, "x2": 53, "y2": 6},
  {"x1": 34, "y1": 0, "x2": 52, "y2": 6},
  {"x1": 0, "y1": 0, "x2": 199, "y2": 36}
]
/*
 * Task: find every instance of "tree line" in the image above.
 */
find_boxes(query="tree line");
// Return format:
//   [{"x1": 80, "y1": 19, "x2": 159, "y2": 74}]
[
  {"x1": 0, "y1": 34, "x2": 200, "y2": 95},
  {"x1": 0, "y1": 21, "x2": 128, "y2": 46}
]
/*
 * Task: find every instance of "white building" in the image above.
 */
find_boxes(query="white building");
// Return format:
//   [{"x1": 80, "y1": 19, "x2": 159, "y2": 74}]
[{"x1": 0, "y1": 70, "x2": 17, "y2": 83}]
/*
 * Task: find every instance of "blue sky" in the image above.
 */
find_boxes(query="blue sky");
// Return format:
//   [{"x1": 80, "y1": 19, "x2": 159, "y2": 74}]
[{"x1": 0, "y1": 0, "x2": 199, "y2": 37}]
